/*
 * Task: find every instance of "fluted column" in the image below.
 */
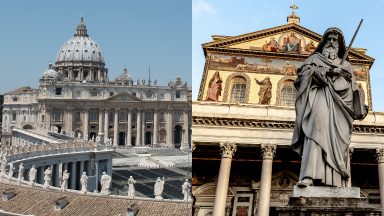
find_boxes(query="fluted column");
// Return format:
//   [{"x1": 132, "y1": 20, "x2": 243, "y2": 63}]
[
  {"x1": 126, "y1": 109, "x2": 132, "y2": 146},
  {"x1": 113, "y1": 109, "x2": 119, "y2": 146},
  {"x1": 166, "y1": 109, "x2": 173, "y2": 146},
  {"x1": 181, "y1": 110, "x2": 189, "y2": 150},
  {"x1": 212, "y1": 142, "x2": 237, "y2": 216},
  {"x1": 256, "y1": 144, "x2": 276, "y2": 216},
  {"x1": 104, "y1": 108, "x2": 109, "y2": 142},
  {"x1": 98, "y1": 109, "x2": 104, "y2": 134},
  {"x1": 66, "y1": 107, "x2": 73, "y2": 133},
  {"x1": 376, "y1": 148, "x2": 384, "y2": 216},
  {"x1": 45, "y1": 108, "x2": 52, "y2": 130},
  {"x1": 153, "y1": 109, "x2": 159, "y2": 147},
  {"x1": 83, "y1": 109, "x2": 89, "y2": 140},
  {"x1": 136, "y1": 109, "x2": 142, "y2": 146},
  {"x1": 141, "y1": 111, "x2": 145, "y2": 145}
]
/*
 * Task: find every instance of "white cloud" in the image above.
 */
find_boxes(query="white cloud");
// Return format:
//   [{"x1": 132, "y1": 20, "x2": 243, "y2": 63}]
[{"x1": 193, "y1": 0, "x2": 216, "y2": 18}]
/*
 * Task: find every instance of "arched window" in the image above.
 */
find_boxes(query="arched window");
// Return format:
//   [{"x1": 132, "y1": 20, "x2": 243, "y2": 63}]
[
  {"x1": 230, "y1": 76, "x2": 247, "y2": 103},
  {"x1": 280, "y1": 81, "x2": 297, "y2": 107}
]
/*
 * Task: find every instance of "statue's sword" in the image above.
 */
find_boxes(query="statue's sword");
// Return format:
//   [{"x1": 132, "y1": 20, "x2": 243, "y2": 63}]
[{"x1": 341, "y1": 19, "x2": 363, "y2": 65}]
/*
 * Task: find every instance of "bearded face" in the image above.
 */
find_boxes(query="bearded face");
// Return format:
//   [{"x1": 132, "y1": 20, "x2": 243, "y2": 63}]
[{"x1": 322, "y1": 33, "x2": 339, "y2": 60}]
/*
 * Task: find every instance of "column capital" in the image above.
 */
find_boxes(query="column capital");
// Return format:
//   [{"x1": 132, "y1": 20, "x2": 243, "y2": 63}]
[
  {"x1": 114, "y1": 108, "x2": 120, "y2": 112},
  {"x1": 261, "y1": 144, "x2": 276, "y2": 160},
  {"x1": 219, "y1": 142, "x2": 237, "y2": 158},
  {"x1": 376, "y1": 148, "x2": 384, "y2": 163},
  {"x1": 349, "y1": 147, "x2": 354, "y2": 160},
  {"x1": 192, "y1": 143, "x2": 197, "y2": 152}
]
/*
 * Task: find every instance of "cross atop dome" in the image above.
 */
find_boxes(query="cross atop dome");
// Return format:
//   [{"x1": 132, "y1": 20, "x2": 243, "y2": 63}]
[
  {"x1": 74, "y1": 16, "x2": 88, "y2": 37},
  {"x1": 287, "y1": 4, "x2": 300, "y2": 25}
]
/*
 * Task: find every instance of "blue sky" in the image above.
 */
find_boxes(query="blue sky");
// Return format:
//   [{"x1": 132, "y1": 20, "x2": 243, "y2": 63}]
[
  {"x1": 0, "y1": 0, "x2": 191, "y2": 94},
  {"x1": 192, "y1": 0, "x2": 384, "y2": 111}
]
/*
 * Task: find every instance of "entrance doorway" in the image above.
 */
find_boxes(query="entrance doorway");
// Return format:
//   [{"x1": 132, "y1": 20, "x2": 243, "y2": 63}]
[
  {"x1": 119, "y1": 132, "x2": 126, "y2": 146},
  {"x1": 174, "y1": 125, "x2": 182, "y2": 148}
]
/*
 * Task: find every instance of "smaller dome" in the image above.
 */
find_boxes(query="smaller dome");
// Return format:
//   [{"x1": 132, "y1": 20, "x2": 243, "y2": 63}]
[
  {"x1": 115, "y1": 67, "x2": 133, "y2": 84},
  {"x1": 42, "y1": 63, "x2": 62, "y2": 80}
]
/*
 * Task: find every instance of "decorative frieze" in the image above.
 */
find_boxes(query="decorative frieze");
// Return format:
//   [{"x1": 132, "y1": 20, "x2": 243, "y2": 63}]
[
  {"x1": 219, "y1": 142, "x2": 237, "y2": 158},
  {"x1": 193, "y1": 116, "x2": 384, "y2": 134}
]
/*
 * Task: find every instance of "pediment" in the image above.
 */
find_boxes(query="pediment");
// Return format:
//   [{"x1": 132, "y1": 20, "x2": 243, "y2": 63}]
[
  {"x1": 193, "y1": 182, "x2": 235, "y2": 196},
  {"x1": 203, "y1": 23, "x2": 374, "y2": 63},
  {"x1": 106, "y1": 92, "x2": 141, "y2": 102}
]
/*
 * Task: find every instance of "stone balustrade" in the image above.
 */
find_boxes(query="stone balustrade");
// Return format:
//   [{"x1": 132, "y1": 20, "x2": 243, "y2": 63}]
[{"x1": 5, "y1": 141, "x2": 112, "y2": 163}]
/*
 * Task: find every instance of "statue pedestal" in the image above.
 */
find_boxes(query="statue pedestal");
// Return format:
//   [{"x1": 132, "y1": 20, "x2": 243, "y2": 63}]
[{"x1": 276, "y1": 186, "x2": 381, "y2": 215}]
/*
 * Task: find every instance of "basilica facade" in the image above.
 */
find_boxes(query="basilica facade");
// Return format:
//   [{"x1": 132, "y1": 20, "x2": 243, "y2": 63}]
[
  {"x1": 1, "y1": 17, "x2": 191, "y2": 150},
  {"x1": 192, "y1": 9, "x2": 384, "y2": 216}
]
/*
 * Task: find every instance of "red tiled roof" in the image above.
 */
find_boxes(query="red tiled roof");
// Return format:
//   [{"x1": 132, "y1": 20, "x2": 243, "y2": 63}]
[{"x1": 0, "y1": 182, "x2": 192, "y2": 216}]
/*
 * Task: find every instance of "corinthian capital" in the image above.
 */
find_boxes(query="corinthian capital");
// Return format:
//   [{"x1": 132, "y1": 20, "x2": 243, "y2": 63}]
[
  {"x1": 219, "y1": 142, "x2": 237, "y2": 158},
  {"x1": 376, "y1": 148, "x2": 384, "y2": 163},
  {"x1": 261, "y1": 144, "x2": 276, "y2": 160}
]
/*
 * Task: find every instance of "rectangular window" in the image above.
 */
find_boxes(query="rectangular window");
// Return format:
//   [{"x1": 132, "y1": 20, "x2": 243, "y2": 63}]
[
  {"x1": 110, "y1": 92, "x2": 114, "y2": 96},
  {"x1": 90, "y1": 111, "x2": 98, "y2": 122},
  {"x1": 55, "y1": 88, "x2": 63, "y2": 96},
  {"x1": 119, "y1": 112, "x2": 127, "y2": 122},
  {"x1": 12, "y1": 113, "x2": 16, "y2": 121},
  {"x1": 145, "y1": 112, "x2": 153, "y2": 122},
  {"x1": 176, "y1": 91, "x2": 181, "y2": 99}
]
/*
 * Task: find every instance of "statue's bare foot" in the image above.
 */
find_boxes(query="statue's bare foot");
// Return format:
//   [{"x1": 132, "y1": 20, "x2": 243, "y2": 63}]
[{"x1": 297, "y1": 178, "x2": 313, "y2": 188}]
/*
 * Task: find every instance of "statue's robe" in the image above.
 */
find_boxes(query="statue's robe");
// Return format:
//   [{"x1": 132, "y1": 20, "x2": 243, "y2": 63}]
[{"x1": 292, "y1": 52, "x2": 366, "y2": 187}]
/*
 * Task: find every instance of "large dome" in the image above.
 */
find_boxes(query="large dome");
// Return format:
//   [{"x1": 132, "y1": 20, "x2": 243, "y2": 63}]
[{"x1": 55, "y1": 17, "x2": 104, "y2": 64}]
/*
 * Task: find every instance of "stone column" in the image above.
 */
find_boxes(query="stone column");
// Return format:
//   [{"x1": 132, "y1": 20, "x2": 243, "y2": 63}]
[
  {"x1": 54, "y1": 163, "x2": 60, "y2": 187},
  {"x1": 142, "y1": 111, "x2": 145, "y2": 145},
  {"x1": 83, "y1": 109, "x2": 89, "y2": 140},
  {"x1": 126, "y1": 109, "x2": 132, "y2": 146},
  {"x1": 45, "y1": 108, "x2": 52, "y2": 130},
  {"x1": 153, "y1": 109, "x2": 159, "y2": 147},
  {"x1": 256, "y1": 144, "x2": 276, "y2": 216},
  {"x1": 347, "y1": 147, "x2": 354, "y2": 188},
  {"x1": 136, "y1": 109, "x2": 142, "y2": 146},
  {"x1": 66, "y1": 107, "x2": 73, "y2": 133},
  {"x1": 98, "y1": 109, "x2": 104, "y2": 134},
  {"x1": 70, "y1": 162, "x2": 76, "y2": 190},
  {"x1": 166, "y1": 109, "x2": 173, "y2": 146},
  {"x1": 212, "y1": 142, "x2": 237, "y2": 216},
  {"x1": 181, "y1": 110, "x2": 189, "y2": 150},
  {"x1": 79, "y1": 161, "x2": 84, "y2": 180},
  {"x1": 377, "y1": 148, "x2": 384, "y2": 216},
  {"x1": 113, "y1": 109, "x2": 119, "y2": 147},
  {"x1": 104, "y1": 108, "x2": 109, "y2": 142}
]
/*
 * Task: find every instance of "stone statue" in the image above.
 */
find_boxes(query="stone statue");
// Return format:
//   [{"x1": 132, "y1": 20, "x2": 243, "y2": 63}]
[
  {"x1": 18, "y1": 163, "x2": 24, "y2": 180},
  {"x1": 255, "y1": 77, "x2": 272, "y2": 104},
  {"x1": 154, "y1": 177, "x2": 165, "y2": 199},
  {"x1": 61, "y1": 170, "x2": 70, "y2": 191},
  {"x1": 204, "y1": 71, "x2": 222, "y2": 102},
  {"x1": 80, "y1": 172, "x2": 88, "y2": 193},
  {"x1": 8, "y1": 163, "x2": 14, "y2": 178},
  {"x1": 181, "y1": 179, "x2": 193, "y2": 201},
  {"x1": 127, "y1": 176, "x2": 136, "y2": 198},
  {"x1": 43, "y1": 167, "x2": 52, "y2": 189},
  {"x1": 28, "y1": 165, "x2": 37, "y2": 187},
  {"x1": 292, "y1": 27, "x2": 368, "y2": 188},
  {"x1": 100, "y1": 171, "x2": 111, "y2": 195}
]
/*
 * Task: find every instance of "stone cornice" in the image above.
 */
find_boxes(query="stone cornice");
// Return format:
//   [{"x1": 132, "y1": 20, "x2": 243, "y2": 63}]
[{"x1": 193, "y1": 116, "x2": 384, "y2": 134}]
